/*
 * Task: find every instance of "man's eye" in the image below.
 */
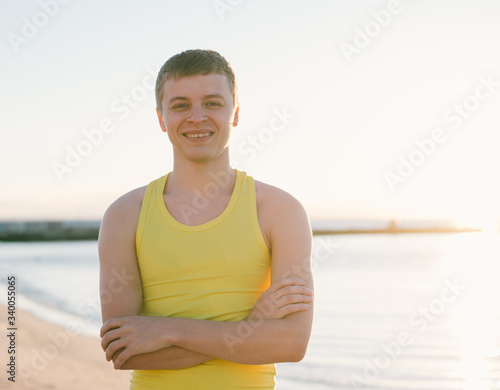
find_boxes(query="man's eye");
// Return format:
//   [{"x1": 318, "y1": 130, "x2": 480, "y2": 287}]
[
  {"x1": 172, "y1": 104, "x2": 188, "y2": 109},
  {"x1": 207, "y1": 102, "x2": 221, "y2": 107}
]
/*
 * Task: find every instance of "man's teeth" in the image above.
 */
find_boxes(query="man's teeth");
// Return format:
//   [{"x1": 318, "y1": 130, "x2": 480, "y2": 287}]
[{"x1": 186, "y1": 132, "x2": 211, "y2": 138}]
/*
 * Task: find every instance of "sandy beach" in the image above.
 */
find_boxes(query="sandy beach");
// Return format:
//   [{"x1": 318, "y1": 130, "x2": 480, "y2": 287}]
[{"x1": 1, "y1": 304, "x2": 131, "y2": 389}]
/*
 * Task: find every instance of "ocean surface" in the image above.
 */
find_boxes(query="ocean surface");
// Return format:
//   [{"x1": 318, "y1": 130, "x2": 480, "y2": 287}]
[{"x1": 1, "y1": 232, "x2": 499, "y2": 389}]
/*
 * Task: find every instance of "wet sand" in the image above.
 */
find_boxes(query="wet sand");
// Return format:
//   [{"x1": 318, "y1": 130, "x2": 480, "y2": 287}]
[{"x1": 1, "y1": 304, "x2": 131, "y2": 389}]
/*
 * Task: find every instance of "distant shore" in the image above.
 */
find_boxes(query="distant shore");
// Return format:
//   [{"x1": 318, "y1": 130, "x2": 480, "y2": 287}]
[
  {"x1": 0, "y1": 221, "x2": 99, "y2": 242},
  {"x1": 312, "y1": 226, "x2": 481, "y2": 235},
  {"x1": 0, "y1": 219, "x2": 483, "y2": 242}
]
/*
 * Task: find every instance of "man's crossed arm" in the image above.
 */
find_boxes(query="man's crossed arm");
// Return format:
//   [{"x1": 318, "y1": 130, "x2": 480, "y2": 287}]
[{"x1": 99, "y1": 184, "x2": 314, "y2": 370}]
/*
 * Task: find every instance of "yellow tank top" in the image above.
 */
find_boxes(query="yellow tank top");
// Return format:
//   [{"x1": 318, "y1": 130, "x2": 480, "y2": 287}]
[{"x1": 132, "y1": 169, "x2": 276, "y2": 389}]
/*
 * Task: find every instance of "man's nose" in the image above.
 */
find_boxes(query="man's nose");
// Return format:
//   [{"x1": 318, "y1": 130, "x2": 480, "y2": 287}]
[{"x1": 188, "y1": 105, "x2": 207, "y2": 122}]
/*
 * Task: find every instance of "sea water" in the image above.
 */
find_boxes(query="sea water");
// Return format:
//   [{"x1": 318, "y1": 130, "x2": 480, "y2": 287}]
[{"x1": 1, "y1": 232, "x2": 499, "y2": 389}]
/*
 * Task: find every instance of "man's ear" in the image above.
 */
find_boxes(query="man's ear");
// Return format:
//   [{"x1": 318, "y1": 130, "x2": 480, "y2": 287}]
[
  {"x1": 156, "y1": 109, "x2": 167, "y2": 132},
  {"x1": 232, "y1": 106, "x2": 239, "y2": 127}
]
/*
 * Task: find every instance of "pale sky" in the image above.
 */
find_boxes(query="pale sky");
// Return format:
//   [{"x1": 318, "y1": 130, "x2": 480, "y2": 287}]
[{"x1": 1, "y1": 0, "x2": 499, "y2": 224}]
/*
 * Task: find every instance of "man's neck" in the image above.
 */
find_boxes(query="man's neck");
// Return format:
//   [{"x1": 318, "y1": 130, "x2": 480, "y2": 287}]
[{"x1": 166, "y1": 156, "x2": 236, "y2": 197}]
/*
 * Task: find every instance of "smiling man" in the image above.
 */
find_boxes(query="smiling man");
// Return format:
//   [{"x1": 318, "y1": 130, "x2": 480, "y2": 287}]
[{"x1": 98, "y1": 49, "x2": 314, "y2": 389}]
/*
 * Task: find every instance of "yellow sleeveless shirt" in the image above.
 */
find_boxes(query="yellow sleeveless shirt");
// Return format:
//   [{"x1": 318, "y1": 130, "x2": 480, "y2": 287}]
[{"x1": 132, "y1": 169, "x2": 276, "y2": 389}]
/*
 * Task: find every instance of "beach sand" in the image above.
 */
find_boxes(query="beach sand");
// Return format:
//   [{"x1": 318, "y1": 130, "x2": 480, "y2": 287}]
[{"x1": 1, "y1": 304, "x2": 131, "y2": 389}]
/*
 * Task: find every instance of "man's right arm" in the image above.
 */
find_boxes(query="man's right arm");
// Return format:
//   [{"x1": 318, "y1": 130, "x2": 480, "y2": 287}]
[
  {"x1": 98, "y1": 188, "x2": 213, "y2": 370},
  {"x1": 99, "y1": 187, "x2": 314, "y2": 370}
]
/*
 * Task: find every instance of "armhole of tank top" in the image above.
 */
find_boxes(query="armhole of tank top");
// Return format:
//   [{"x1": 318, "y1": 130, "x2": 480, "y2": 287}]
[
  {"x1": 135, "y1": 180, "x2": 155, "y2": 255},
  {"x1": 248, "y1": 176, "x2": 271, "y2": 256}
]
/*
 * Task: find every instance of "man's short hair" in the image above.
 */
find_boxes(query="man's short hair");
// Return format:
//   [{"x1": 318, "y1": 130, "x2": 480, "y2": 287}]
[{"x1": 155, "y1": 49, "x2": 238, "y2": 112}]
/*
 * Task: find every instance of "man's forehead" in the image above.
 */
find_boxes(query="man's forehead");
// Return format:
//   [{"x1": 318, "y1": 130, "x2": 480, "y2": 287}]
[{"x1": 163, "y1": 73, "x2": 231, "y2": 97}]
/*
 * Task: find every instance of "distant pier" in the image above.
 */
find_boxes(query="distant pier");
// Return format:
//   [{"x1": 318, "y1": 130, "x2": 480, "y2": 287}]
[
  {"x1": 0, "y1": 221, "x2": 100, "y2": 242},
  {"x1": 312, "y1": 227, "x2": 481, "y2": 235},
  {"x1": 311, "y1": 219, "x2": 482, "y2": 235},
  {"x1": 0, "y1": 219, "x2": 484, "y2": 242}
]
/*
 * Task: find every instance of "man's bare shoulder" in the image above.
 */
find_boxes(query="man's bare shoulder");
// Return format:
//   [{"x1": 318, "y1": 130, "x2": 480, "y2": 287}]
[
  {"x1": 98, "y1": 185, "x2": 148, "y2": 264},
  {"x1": 255, "y1": 180, "x2": 306, "y2": 214},
  {"x1": 102, "y1": 185, "x2": 148, "y2": 227},
  {"x1": 254, "y1": 180, "x2": 310, "y2": 232}
]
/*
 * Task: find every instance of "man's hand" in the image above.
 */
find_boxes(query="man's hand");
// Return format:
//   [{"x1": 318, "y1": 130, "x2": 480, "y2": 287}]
[
  {"x1": 100, "y1": 277, "x2": 313, "y2": 369},
  {"x1": 101, "y1": 316, "x2": 174, "y2": 369},
  {"x1": 247, "y1": 277, "x2": 313, "y2": 321}
]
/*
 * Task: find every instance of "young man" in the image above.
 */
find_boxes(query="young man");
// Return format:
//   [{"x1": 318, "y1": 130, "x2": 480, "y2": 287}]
[{"x1": 99, "y1": 49, "x2": 314, "y2": 389}]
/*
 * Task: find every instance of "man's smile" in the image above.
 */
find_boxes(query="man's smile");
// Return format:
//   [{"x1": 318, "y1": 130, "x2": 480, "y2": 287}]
[{"x1": 183, "y1": 131, "x2": 214, "y2": 139}]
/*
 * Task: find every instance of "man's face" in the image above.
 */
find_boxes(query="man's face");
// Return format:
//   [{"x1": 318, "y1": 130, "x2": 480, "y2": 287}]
[{"x1": 157, "y1": 73, "x2": 239, "y2": 163}]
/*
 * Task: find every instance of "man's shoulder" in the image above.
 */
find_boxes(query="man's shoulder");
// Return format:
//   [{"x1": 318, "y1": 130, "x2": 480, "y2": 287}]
[
  {"x1": 102, "y1": 185, "x2": 148, "y2": 226},
  {"x1": 99, "y1": 185, "x2": 149, "y2": 250},
  {"x1": 255, "y1": 180, "x2": 303, "y2": 207},
  {"x1": 254, "y1": 179, "x2": 308, "y2": 221},
  {"x1": 253, "y1": 179, "x2": 311, "y2": 249}
]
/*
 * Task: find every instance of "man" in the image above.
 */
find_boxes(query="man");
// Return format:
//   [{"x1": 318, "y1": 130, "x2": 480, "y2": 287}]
[{"x1": 99, "y1": 49, "x2": 314, "y2": 389}]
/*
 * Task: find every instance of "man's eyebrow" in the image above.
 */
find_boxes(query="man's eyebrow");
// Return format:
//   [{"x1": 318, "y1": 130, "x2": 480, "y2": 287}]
[
  {"x1": 204, "y1": 94, "x2": 226, "y2": 100},
  {"x1": 167, "y1": 94, "x2": 226, "y2": 104},
  {"x1": 168, "y1": 96, "x2": 188, "y2": 104}
]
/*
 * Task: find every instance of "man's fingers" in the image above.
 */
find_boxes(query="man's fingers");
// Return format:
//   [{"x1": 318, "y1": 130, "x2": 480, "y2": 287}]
[
  {"x1": 278, "y1": 303, "x2": 311, "y2": 317},
  {"x1": 273, "y1": 285, "x2": 313, "y2": 300},
  {"x1": 101, "y1": 328, "x2": 121, "y2": 352},
  {"x1": 111, "y1": 346, "x2": 130, "y2": 369},
  {"x1": 111, "y1": 347, "x2": 125, "y2": 365},
  {"x1": 249, "y1": 278, "x2": 313, "y2": 320},
  {"x1": 105, "y1": 338, "x2": 127, "y2": 362},
  {"x1": 277, "y1": 293, "x2": 313, "y2": 306},
  {"x1": 100, "y1": 317, "x2": 123, "y2": 338}
]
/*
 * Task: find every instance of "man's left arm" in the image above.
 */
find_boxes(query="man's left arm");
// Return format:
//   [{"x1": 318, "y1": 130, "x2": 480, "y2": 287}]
[{"x1": 102, "y1": 188, "x2": 314, "y2": 368}]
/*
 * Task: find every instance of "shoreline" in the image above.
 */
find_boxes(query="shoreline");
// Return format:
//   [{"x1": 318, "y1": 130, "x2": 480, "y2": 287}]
[
  {"x1": 0, "y1": 304, "x2": 131, "y2": 389},
  {"x1": 0, "y1": 219, "x2": 488, "y2": 242},
  {"x1": 0, "y1": 227, "x2": 483, "y2": 242}
]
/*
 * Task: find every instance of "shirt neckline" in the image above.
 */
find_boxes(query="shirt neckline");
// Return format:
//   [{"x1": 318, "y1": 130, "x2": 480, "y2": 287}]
[{"x1": 156, "y1": 169, "x2": 243, "y2": 232}]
